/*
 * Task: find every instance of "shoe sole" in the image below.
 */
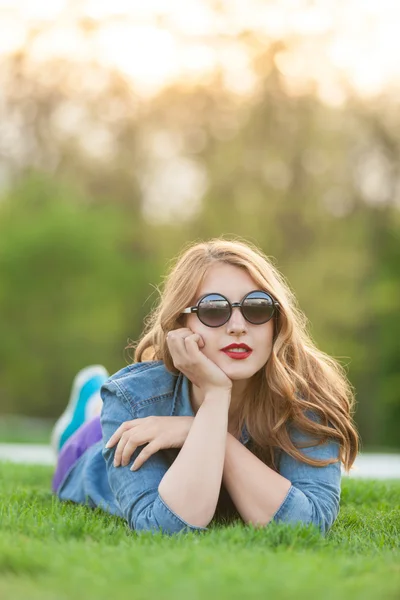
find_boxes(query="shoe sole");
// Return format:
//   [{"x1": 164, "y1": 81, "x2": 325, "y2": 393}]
[{"x1": 51, "y1": 365, "x2": 109, "y2": 454}]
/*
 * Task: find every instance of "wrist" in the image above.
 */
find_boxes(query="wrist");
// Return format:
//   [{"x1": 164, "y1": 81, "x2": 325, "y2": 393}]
[{"x1": 203, "y1": 388, "x2": 231, "y2": 403}]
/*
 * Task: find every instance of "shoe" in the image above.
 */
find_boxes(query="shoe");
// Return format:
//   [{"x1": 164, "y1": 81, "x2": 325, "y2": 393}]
[{"x1": 50, "y1": 365, "x2": 109, "y2": 455}]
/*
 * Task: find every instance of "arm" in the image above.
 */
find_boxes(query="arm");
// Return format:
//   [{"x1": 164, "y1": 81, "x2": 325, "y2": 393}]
[
  {"x1": 101, "y1": 379, "x2": 231, "y2": 535},
  {"x1": 222, "y1": 434, "x2": 292, "y2": 525},
  {"x1": 101, "y1": 380, "x2": 209, "y2": 536},
  {"x1": 158, "y1": 389, "x2": 231, "y2": 527},
  {"x1": 104, "y1": 395, "x2": 340, "y2": 535},
  {"x1": 222, "y1": 425, "x2": 341, "y2": 535},
  {"x1": 157, "y1": 327, "x2": 234, "y2": 528}
]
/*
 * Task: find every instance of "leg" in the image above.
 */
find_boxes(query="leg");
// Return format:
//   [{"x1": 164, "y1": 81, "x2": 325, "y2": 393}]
[
  {"x1": 50, "y1": 365, "x2": 109, "y2": 454},
  {"x1": 52, "y1": 416, "x2": 103, "y2": 493},
  {"x1": 50, "y1": 364, "x2": 109, "y2": 493}
]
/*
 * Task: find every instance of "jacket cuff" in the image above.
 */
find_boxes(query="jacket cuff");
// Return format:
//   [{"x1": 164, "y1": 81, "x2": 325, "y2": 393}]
[
  {"x1": 135, "y1": 492, "x2": 209, "y2": 536},
  {"x1": 271, "y1": 485, "x2": 312, "y2": 526}
]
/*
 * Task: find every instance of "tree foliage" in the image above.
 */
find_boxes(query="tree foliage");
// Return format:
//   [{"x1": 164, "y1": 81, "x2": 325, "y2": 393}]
[{"x1": 0, "y1": 45, "x2": 399, "y2": 450}]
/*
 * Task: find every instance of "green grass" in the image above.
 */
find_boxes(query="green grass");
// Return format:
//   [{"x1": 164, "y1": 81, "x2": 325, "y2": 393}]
[
  {"x1": 0, "y1": 463, "x2": 399, "y2": 600},
  {"x1": 0, "y1": 416, "x2": 53, "y2": 444}
]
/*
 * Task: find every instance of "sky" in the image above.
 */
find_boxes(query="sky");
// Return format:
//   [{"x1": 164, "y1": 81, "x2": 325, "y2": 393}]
[{"x1": 0, "y1": 0, "x2": 400, "y2": 102}]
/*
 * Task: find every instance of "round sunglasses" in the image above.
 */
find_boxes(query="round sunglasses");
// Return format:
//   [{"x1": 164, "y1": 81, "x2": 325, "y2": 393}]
[{"x1": 181, "y1": 290, "x2": 280, "y2": 328}]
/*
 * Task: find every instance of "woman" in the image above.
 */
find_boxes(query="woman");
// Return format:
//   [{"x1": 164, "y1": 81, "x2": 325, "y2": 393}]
[{"x1": 51, "y1": 238, "x2": 359, "y2": 536}]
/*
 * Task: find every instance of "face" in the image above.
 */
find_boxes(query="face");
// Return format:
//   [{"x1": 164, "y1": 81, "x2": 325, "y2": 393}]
[{"x1": 185, "y1": 262, "x2": 275, "y2": 384}]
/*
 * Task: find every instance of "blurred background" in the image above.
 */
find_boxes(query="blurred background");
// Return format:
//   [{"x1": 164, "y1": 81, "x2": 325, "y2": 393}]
[{"x1": 0, "y1": 0, "x2": 399, "y2": 451}]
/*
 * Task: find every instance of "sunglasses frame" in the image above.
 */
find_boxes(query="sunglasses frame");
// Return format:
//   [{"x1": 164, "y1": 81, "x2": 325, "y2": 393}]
[{"x1": 182, "y1": 290, "x2": 280, "y2": 328}]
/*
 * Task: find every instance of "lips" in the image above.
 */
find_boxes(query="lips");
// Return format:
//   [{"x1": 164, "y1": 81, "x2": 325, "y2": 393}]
[
  {"x1": 221, "y1": 343, "x2": 253, "y2": 360},
  {"x1": 221, "y1": 343, "x2": 252, "y2": 352}
]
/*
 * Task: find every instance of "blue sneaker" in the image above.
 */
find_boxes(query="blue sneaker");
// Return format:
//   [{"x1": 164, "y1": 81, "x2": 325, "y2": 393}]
[{"x1": 51, "y1": 365, "x2": 109, "y2": 454}]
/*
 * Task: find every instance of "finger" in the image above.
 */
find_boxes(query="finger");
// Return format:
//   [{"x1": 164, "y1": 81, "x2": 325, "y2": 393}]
[
  {"x1": 113, "y1": 432, "x2": 134, "y2": 466},
  {"x1": 168, "y1": 327, "x2": 194, "y2": 337},
  {"x1": 168, "y1": 334, "x2": 205, "y2": 385},
  {"x1": 105, "y1": 420, "x2": 138, "y2": 448},
  {"x1": 168, "y1": 328, "x2": 204, "y2": 348},
  {"x1": 130, "y1": 441, "x2": 160, "y2": 471},
  {"x1": 184, "y1": 333, "x2": 204, "y2": 354},
  {"x1": 106, "y1": 431, "x2": 122, "y2": 449},
  {"x1": 167, "y1": 331, "x2": 191, "y2": 366},
  {"x1": 113, "y1": 438, "x2": 126, "y2": 466},
  {"x1": 121, "y1": 437, "x2": 141, "y2": 467},
  {"x1": 168, "y1": 331, "x2": 203, "y2": 366},
  {"x1": 186, "y1": 332, "x2": 205, "y2": 349}
]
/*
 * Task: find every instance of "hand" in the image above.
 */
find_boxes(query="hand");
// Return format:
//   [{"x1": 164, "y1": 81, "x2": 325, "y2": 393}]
[
  {"x1": 167, "y1": 327, "x2": 232, "y2": 396},
  {"x1": 105, "y1": 416, "x2": 194, "y2": 470}
]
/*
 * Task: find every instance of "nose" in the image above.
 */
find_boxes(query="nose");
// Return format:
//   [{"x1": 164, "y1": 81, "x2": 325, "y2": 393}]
[{"x1": 226, "y1": 307, "x2": 247, "y2": 335}]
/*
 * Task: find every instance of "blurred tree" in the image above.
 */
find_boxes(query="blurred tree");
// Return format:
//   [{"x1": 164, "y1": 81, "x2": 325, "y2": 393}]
[
  {"x1": 0, "y1": 172, "x2": 159, "y2": 417},
  {"x1": 0, "y1": 37, "x2": 398, "y2": 449}
]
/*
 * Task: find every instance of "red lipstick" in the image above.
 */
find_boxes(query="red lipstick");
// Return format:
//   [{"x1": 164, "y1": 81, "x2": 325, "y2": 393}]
[{"x1": 221, "y1": 343, "x2": 253, "y2": 360}]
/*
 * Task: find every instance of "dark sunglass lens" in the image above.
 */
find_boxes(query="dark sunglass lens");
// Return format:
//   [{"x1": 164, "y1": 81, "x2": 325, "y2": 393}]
[
  {"x1": 198, "y1": 296, "x2": 230, "y2": 326},
  {"x1": 243, "y1": 293, "x2": 274, "y2": 324}
]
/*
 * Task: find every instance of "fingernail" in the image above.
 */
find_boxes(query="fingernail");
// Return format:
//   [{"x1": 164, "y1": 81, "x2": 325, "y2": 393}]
[{"x1": 130, "y1": 464, "x2": 136, "y2": 471}]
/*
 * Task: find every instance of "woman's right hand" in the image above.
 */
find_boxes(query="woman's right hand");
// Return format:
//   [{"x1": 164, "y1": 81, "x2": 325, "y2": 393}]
[{"x1": 166, "y1": 328, "x2": 232, "y2": 396}]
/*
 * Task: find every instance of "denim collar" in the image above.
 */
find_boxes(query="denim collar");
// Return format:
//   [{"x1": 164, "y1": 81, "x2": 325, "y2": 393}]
[{"x1": 171, "y1": 371, "x2": 250, "y2": 445}]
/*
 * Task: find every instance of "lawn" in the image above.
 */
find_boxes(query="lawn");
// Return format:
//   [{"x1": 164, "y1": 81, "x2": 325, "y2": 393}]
[{"x1": 0, "y1": 462, "x2": 399, "y2": 600}]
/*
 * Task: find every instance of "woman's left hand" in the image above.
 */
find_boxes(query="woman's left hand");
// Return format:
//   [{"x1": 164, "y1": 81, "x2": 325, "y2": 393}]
[{"x1": 105, "y1": 416, "x2": 194, "y2": 471}]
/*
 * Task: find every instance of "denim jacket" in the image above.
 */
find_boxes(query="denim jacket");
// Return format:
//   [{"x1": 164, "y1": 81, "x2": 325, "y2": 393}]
[{"x1": 57, "y1": 360, "x2": 342, "y2": 536}]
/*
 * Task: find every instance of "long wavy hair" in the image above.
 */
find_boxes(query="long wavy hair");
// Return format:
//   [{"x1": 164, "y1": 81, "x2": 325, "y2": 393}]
[{"x1": 131, "y1": 238, "x2": 359, "y2": 473}]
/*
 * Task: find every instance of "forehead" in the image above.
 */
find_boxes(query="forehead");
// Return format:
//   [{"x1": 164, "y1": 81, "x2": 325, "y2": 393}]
[{"x1": 196, "y1": 263, "x2": 259, "y2": 301}]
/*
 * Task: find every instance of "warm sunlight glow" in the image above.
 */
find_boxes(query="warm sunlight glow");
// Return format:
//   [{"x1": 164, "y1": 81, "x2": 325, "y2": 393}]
[
  {"x1": 1, "y1": 0, "x2": 400, "y2": 101},
  {"x1": 96, "y1": 25, "x2": 180, "y2": 96}
]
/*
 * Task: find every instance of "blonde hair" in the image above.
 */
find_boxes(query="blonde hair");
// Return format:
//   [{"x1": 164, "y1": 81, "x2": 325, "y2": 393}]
[{"x1": 131, "y1": 238, "x2": 359, "y2": 473}]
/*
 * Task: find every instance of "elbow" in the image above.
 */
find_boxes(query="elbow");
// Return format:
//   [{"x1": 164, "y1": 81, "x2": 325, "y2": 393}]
[
  {"x1": 309, "y1": 496, "x2": 340, "y2": 535},
  {"x1": 130, "y1": 506, "x2": 167, "y2": 536},
  {"x1": 128, "y1": 505, "x2": 177, "y2": 537},
  {"x1": 272, "y1": 484, "x2": 340, "y2": 536},
  {"x1": 306, "y1": 481, "x2": 341, "y2": 535},
  {"x1": 299, "y1": 491, "x2": 340, "y2": 535},
  {"x1": 130, "y1": 494, "x2": 209, "y2": 537}
]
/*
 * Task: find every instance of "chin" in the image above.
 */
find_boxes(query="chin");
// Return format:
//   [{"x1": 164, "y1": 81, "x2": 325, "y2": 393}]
[{"x1": 220, "y1": 363, "x2": 258, "y2": 380}]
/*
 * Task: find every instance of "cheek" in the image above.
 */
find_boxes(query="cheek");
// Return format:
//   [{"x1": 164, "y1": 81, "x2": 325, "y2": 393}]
[
  {"x1": 186, "y1": 314, "x2": 202, "y2": 334},
  {"x1": 254, "y1": 323, "x2": 274, "y2": 351}
]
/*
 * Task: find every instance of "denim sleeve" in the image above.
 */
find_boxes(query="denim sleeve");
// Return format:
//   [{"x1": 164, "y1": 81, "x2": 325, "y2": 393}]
[
  {"x1": 271, "y1": 422, "x2": 342, "y2": 535},
  {"x1": 100, "y1": 380, "x2": 208, "y2": 536}
]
